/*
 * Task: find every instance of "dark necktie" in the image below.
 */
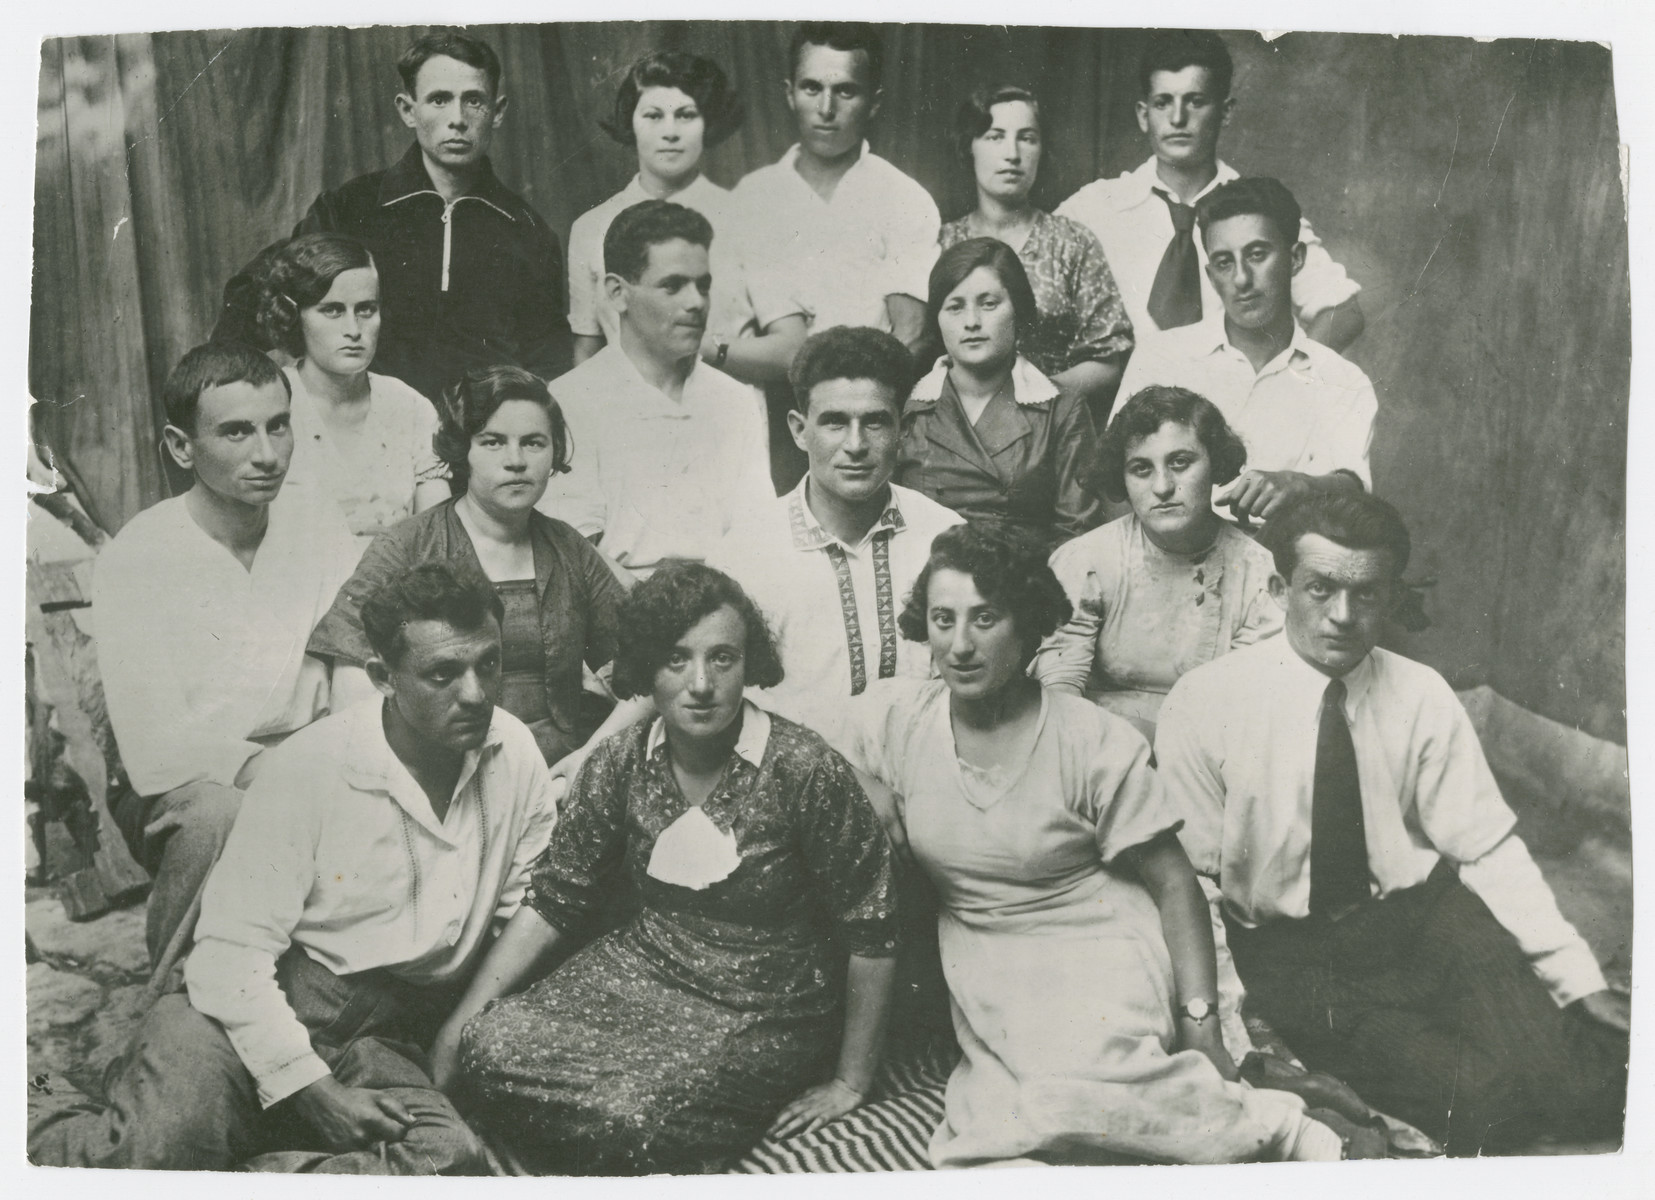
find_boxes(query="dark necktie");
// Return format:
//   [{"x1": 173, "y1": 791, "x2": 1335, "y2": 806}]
[
  {"x1": 1309, "y1": 678, "x2": 1369, "y2": 918},
  {"x1": 1147, "y1": 188, "x2": 1203, "y2": 330}
]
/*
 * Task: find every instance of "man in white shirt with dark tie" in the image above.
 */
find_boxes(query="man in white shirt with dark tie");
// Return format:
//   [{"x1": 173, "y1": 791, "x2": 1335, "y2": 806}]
[
  {"x1": 1058, "y1": 29, "x2": 1362, "y2": 351},
  {"x1": 31, "y1": 562, "x2": 555, "y2": 1172},
  {"x1": 1155, "y1": 491, "x2": 1627, "y2": 1155}
]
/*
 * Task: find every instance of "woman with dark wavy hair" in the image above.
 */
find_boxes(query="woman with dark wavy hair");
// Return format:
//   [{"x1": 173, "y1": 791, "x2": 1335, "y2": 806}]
[
  {"x1": 308, "y1": 365, "x2": 632, "y2": 766},
  {"x1": 940, "y1": 84, "x2": 1133, "y2": 418},
  {"x1": 568, "y1": 50, "x2": 759, "y2": 368},
  {"x1": 896, "y1": 238, "x2": 1104, "y2": 555},
  {"x1": 440, "y1": 561, "x2": 900, "y2": 1174},
  {"x1": 846, "y1": 522, "x2": 1341, "y2": 1167},
  {"x1": 1033, "y1": 385, "x2": 1281, "y2": 740},
  {"x1": 257, "y1": 232, "x2": 450, "y2": 554}
]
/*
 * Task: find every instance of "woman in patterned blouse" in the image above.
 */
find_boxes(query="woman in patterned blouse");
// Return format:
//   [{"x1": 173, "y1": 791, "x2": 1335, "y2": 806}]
[
  {"x1": 940, "y1": 84, "x2": 1135, "y2": 424},
  {"x1": 435, "y1": 562, "x2": 900, "y2": 1174}
]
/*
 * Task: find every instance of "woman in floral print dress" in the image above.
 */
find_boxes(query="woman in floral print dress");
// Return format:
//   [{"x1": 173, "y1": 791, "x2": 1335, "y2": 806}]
[{"x1": 434, "y1": 562, "x2": 899, "y2": 1174}]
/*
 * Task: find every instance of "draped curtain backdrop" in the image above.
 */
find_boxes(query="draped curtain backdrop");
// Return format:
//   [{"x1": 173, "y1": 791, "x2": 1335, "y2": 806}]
[{"x1": 31, "y1": 23, "x2": 1628, "y2": 742}]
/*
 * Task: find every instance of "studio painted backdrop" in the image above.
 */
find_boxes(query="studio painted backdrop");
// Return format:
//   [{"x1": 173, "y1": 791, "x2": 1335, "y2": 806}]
[{"x1": 30, "y1": 22, "x2": 1628, "y2": 742}]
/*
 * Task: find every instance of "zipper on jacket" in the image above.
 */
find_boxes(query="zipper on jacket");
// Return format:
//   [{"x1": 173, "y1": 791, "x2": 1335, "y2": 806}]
[{"x1": 441, "y1": 201, "x2": 455, "y2": 292}]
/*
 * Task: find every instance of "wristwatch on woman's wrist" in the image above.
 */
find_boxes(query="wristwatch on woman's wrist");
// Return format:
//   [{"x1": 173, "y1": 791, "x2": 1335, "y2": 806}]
[
  {"x1": 709, "y1": 334, "x2": 730, "y2": 367},
  {"x1": 1176, "y1": 998, "x2": 1215, "y2": 1023}
]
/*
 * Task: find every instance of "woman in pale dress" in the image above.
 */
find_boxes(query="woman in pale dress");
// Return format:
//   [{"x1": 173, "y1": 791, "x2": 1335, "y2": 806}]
[
  {"x1": 256, "y1": 232, "x2": 449, "y2": 556},
  {"x1": 1032, "y1": 385, "x2": 1282, "y2": 741},
  {"x1": 848, "y1": 522, "x2": 1344, "y2": 1167}
]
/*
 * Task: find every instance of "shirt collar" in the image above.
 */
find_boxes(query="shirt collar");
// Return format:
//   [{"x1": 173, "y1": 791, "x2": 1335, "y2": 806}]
[
  {"x1": 378, "y1": 142, "x2": 518, "y2": 221},
  {"x1": 785, "y1": 476, "x2": 906, "y2": 552},
  {"x1": 1268, "y1": 630, "x2": 1376, "y2": 717},
  {"x1": 339, "y1": 698, "x2": 505, "y2": 840},
  {"x1": 781, "y1": 141, "x2": 874, "y2": 193},
  {"x1": 646, "y1": 699, "x2": 772, "y2": 767},
  {"x1": 1124, "y1": 155, "x2": 1240, "y2": 208},
  {"x1": 910, "y1": 354, "x2": 1060, "y2": 407},
  {"x1": 590, "y1": 342, "x2": 710, "y2": 416},
  {"x1": 1199, "y1": 314, "x2": 1316, "y2": 375}
]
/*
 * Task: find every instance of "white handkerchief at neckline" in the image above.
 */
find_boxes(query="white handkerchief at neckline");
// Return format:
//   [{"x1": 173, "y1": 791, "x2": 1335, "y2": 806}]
[{"x1": 646, "y1": 806, "x2": 742, "y2": 890}]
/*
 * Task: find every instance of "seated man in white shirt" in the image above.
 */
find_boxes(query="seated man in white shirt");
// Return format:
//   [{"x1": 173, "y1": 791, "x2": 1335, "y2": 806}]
[
  {"x1": 1117, "y1": 177, "x2": 1377, "y2": 526},
  {"x1": 535, "y1": 199, "x2": 775, "y2": 580},
  {"x1": 711, "y1": 326, "x2": 962, "y2": 752},
  {"x1": 730, "y1": 21, "x2": 941, "y2": 488},
  {"x1": 94, "y1": 342, "x2": 359, "y2": 986},
  {"x1": 31, "y1": 561, "x2": 555, "y2": 1172},
  {"x1": 1155, "y1": 492, "x2": 1628, "y2": 1155},
  {"x1": 1057, "y1": 30, "x2": 1363, "y2": 350}
]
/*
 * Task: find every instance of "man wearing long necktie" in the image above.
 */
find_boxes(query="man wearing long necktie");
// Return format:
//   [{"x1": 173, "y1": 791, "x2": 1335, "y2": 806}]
[{"x1": 1154, "y1": 491, "x2": 1628, "y2": 1156}]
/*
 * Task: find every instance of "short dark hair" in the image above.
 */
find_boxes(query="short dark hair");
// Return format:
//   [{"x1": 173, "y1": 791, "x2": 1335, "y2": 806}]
[
  {"x1": 603, "y1": 199, "x2": 714, "y2": 283},
  {"x1": 1095, "y1": 386, "x2": 1248, "y2": 504},
  {"x1": 611, "y1": 561, "x2": 785, "y2": 700},
  {"x1": 927, "y1": 238, "x2": 1040, "y2": 346},
  {"x1": 953, "y1": 83, "x2": 1041, "y2": 163},
  {"x1": 897, "y1": 523, "x2": 1072, "y2": 657},
  {"x1": 397, "y1": 31, "x2": 501, "y2": 98},
  {"x1": 600, "y1": 50, "x2": 744, "y2": 149},
  {"x1": 162, "y1": 341, "x2": 291, "y2": 434},
  {"x1": 789, "y1": 22, "x2": 884, "y2": 89},
  {"x1": 788, "y1": 326, "x2": 914, "y2": 416},
  {"x1": 1138, "y1": 29, "x2": 1234, "y2": 99},
  {"x1": 1263, "y1": 491, "x2": 1412, "y2": 581},
  {"x1": 433, "y1": 365, "x2": 572, "y2": 494},
  {"x1": 255, "y1": 233, "x2": 376, "y2": 359},
  {"x1": 1196, "y1": 176, "x2": 1302, "y2": 248},
  {"x1": 360, "y1": 561, "x2": 505, "y2": 669}
]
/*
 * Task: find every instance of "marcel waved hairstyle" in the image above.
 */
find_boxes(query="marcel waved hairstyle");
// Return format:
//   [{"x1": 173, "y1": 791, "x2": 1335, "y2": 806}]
[
  {"x1": 611, "y1": 560, "x2": 785, "y2": 700},
  {"x1": 1196, "y1": 176, "x2": 1303, "y2": 248},
  {"x1": 361, "y1": 561, "x2": 505, "y2": 669},
  {"x1": 397, "y1": 30, "x2": 502, "y2": 97},
  {"x1": 927, "y1": 237, "x2": 1040, "y2": 346},
  {"x1": 1138, "y1": 29, "x2": 1234, "y2": 99},
  {"x1": 897, "y1": 522, "x2": 1072, "y2": 656},
  {"x1": 162, "y1": 341, "x2": 291, "y2": 434},
  {"x1": 788, "y1": 326, "x2": 914, "y2": 415},
  {"x1": 255, "y1": 233, "x2": 376, "y2": 359},
  {"x1": 789, "y1": 21, "x2": 884, "y2": 88},
  {"x1": 953, "y1": 82, "x2": 1042, "y2": 163},
  {"x1": 600, "y1": 50, "x2": 745, "y2": 149},
  {"x1": 603, "y1": 199, "x2": 715, "y2": 283},
  {"x1": 1263, "y1": 491, "x2": 1412, "y2": 581},
  {"x1": 432, "y1": 364, "x2": 572, "y2": 494},
  {"x1": 1095, "y1": 385, "x2": 1248, "y2": 504}
]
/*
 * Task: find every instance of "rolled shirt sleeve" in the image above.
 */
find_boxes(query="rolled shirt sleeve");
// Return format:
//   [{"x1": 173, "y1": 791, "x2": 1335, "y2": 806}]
[
  {"x1": 1290, "y1": 217, "x2": 1362, "y2": 322},
  {"x1": 793, "y1": 751, "x2": 900, "y2": 959},
  {"x1": 1033, "y1": 540, "x2": 1106, "y2": 694}
]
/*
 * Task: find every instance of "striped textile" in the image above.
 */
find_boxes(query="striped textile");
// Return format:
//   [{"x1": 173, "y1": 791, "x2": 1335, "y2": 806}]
[{"x1": 731, "y1": 1031, "x2": 958, "y2": 1173}]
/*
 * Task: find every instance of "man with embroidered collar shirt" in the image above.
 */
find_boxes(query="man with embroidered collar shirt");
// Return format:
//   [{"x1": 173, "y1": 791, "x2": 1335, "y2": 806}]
[
  {"x1": 1117, "y1": 176, "x2": 1377, "y2": 527},
  {"x1": 290, "y1": 31, "x2": 570, "y2": 400},
  {"x1": 1154, "y1": 492, "x2": 1628, "y2": 1156},
  {"x1": 535, "y1": 199, "x2": 774, "y2": 580},
  {"x1": 94, "y1": 342, "x2": 359, "y2": 989},
  {"x1": 711, "y1": 327, "x2": 963, "y2": 753},
  {"x1": 730, "y1": 21, "x2": 941, "y2": 489},
  {"x1": 32, "y1": 562, "x2": 555, "y2": 1173},
  {"x1": 1057, "y1": 29, "x2": 1363, "y2": 352}
]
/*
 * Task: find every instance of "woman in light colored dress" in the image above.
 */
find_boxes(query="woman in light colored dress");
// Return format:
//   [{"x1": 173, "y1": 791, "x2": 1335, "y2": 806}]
[
  {"x1": 257, "y1": 232, "x2": 448, "y2": 557},
  {"x1": 1033, "y1": 385, "x2": 1282, "y2": 741},
  {"x1": 939, "y1": 85, "x2": 1133, "y2": 422},
  {"x1": 848, "y1": 522, "x2": 1342, "y2": 1167}
]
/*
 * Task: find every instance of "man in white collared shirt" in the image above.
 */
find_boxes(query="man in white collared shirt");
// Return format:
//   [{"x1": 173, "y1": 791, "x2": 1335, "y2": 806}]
[
  {"x1": 94, "y1": 343, "x2": 359, "y2": 985},
  {"x1": 711, "y1": 328, "x2": 962, "y2": 751},
  {"x1": 1155, "y1": 492, "x2": 1627, "y2": 1155},
  {"x1": 1117, "y1": 177, "x2": 1377, "y2": 526},
  {"x1": 32, "y1": 562, "x2": 555, "y2": 1172},
  {"x1": 1057, "y1": 30, "x2": 1362, "y2": 351},
  {"x1": 536, "y1": 199, "x2": 775, "y2": 579}
]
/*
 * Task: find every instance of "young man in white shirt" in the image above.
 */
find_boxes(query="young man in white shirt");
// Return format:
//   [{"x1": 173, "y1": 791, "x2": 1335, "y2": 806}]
[
  {"x1": 711, "y1": 326, "x2": 962, "y2": 752},
  {"x1": 94, "y1": 343, "x2": 359, "y2": 985},
  {"x1": 536, "y1": 199, "x2": 775, "y2": 580},
  {"x1": 1057, "y1": 30, "x2": 1363, "y2": 350},
  {"x1": 31, "y1": 562, "x2": 555, "y2": 1172},
  {"x1": 1117, "y1": 177, "x2": 1378, "y2": 527},
  {"x1": 1155, "y1": 492, "x2": 1628, "y2": 1155},
  {"x1": 729, "y1": 21, "x2": 941, "y2": 489}
]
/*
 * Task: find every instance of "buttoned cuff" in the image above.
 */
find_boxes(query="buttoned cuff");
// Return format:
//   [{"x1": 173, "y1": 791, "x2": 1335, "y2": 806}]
[{"x1": 256, "y1": 1051, "x2": 333, "y2": 1110}]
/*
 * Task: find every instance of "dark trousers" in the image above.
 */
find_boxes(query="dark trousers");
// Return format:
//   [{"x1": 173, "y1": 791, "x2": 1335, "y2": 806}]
[
  {"x1": 29, "y1": 950, "x2": 486, "y2": 1174},
  {"x1": 1226, "y1": 865, "x2": 1626, "y2": 1155}
]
